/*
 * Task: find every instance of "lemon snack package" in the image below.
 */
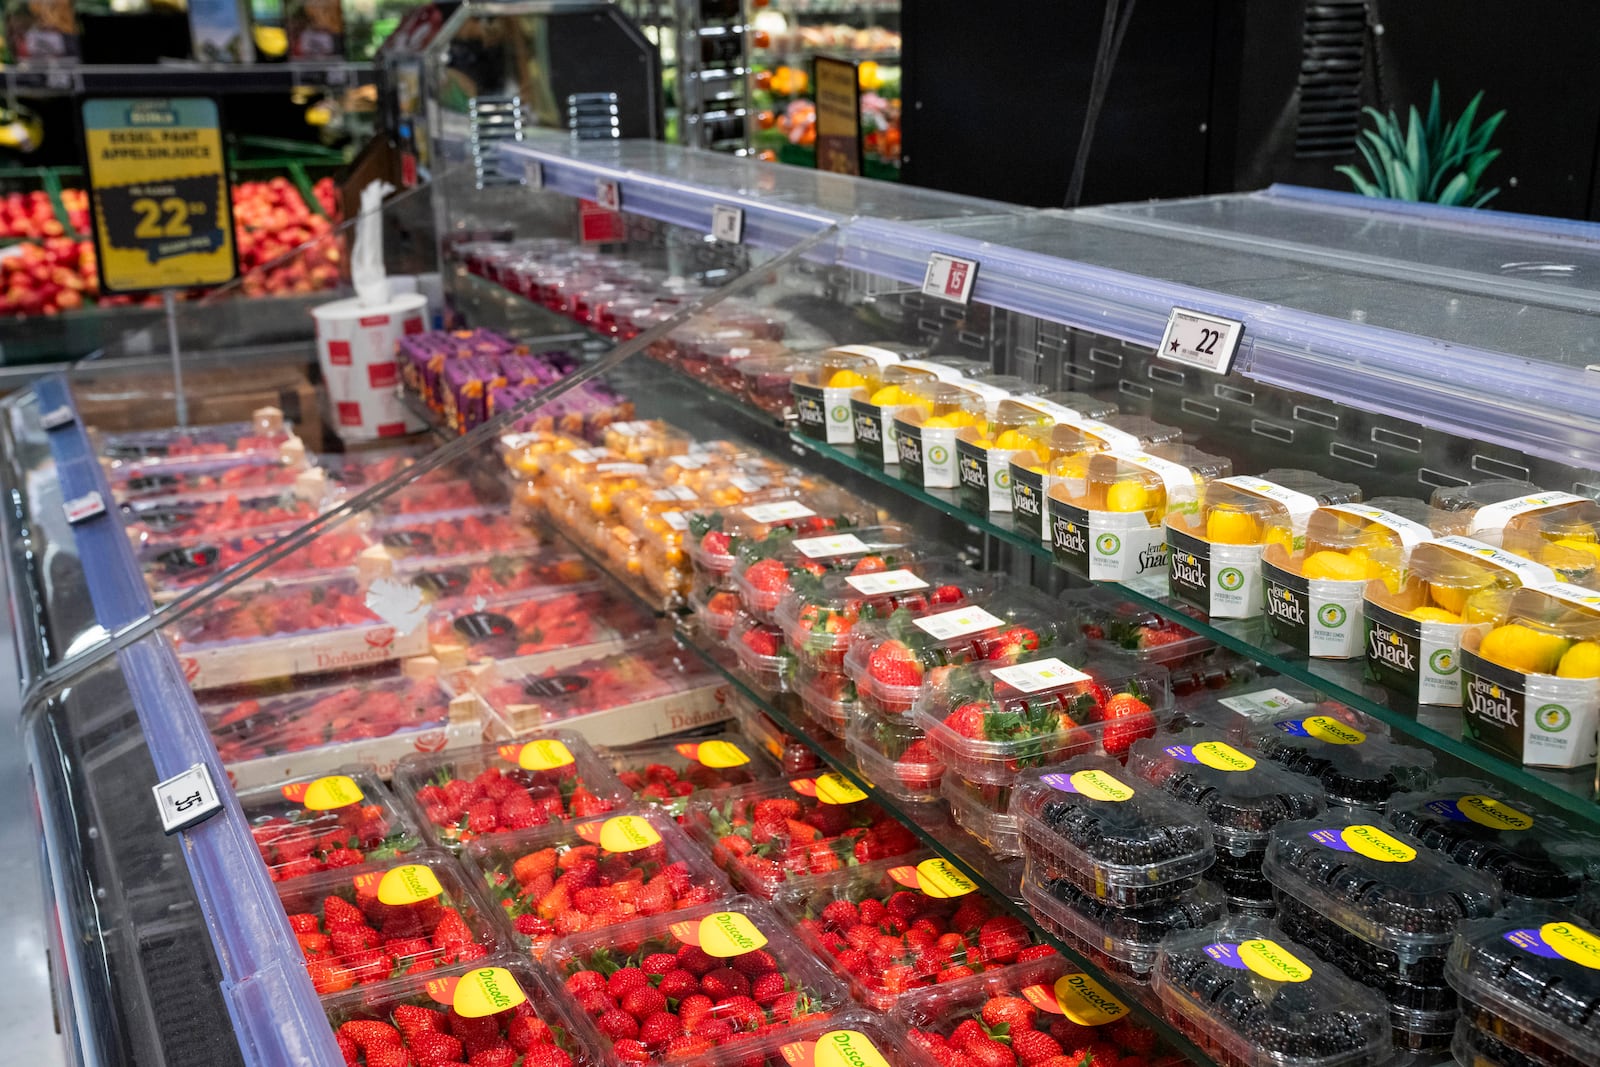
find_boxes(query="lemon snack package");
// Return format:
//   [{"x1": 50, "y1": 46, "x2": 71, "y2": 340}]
[
  {"x1": 1261, "y1": 497, "x2": 1433, "y2": 660},
  {"x1": 1363, "y1": 535, "x2": 1558, "y2": 708},
  {"x1": 893, "y1": 376, "x2": 1048, "y2": 490},
  {"x1": 790, "y1": 343, "x2": 925, "y2": 445},
  {"x1": 1049, "y1": 445, "x2": 1233, "y2": 584},
  {"x1": 1164, "y1": 471, "x2": 1363, "y2": 620},
  {"x1": 1459, "y1": 582, "x2": 1600, "y2": 769},
  {"x1": 848, "y1": 356, "x2": 989, "y2": 466},
  {"x1": 953, "y1": 392, "x2": 1120, "y2": 515},
  {"x1": 1492, "y1": 498, "x2": 1600, "y2": 588},
  {"x1": 1014, "y1": 415, "x2": 1182, "y2": 545}
]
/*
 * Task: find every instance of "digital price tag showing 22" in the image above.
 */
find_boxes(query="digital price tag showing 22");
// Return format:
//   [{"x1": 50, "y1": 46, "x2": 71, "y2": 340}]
[{"x1": 81, "y1": 97, "x2": 239, "y2": 293}]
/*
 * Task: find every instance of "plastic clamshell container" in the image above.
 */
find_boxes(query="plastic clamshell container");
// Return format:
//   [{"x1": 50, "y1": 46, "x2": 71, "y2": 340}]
[
  {"x1": 942, "y1": 772, "x2": 1025, "y2": 856},
  {"x1": 1428, "y1": 480, "x2": 1591, "y2": 542},
  {"x1": 501, "y1": 430, "x2": 580, "y2": 480},
  {"x1": 680, "y1": 775, "x2": 920, "y2": 898},
  {"x1": 1265, "y1": 815, "x2": 1500, "y2": 966},
  {"x1": 1058, "y1": 586, "x2": 1216, "y2": 668},
  {"x1": 1151, "y1": 916, "x2": 1393, "y2": 1067},
  {"x1": 893, "y1": 955, "x2": 1184, "y2": 1067},
  {"x1": 790, "y1": 342, "x2": 919, "y2": 444},
  {"x1": 140, "y1": 524, "x2": 376, "y2": 603},
  {"x1": 730, "y1": 522, "x2": 933, "y2": 625},
  {"x1": 202, "y1": 669, "x2": 482, "y2": 790},
  {"x1": 315, "y1": 447, "x2": 427, "y2": 490},
  {"x1": 107, "y1": 450, "x2": 308, "y2": 503},
  {"x1": 397, "y1": 549, "x2": 598, "y2": 607},
  {"x1": 774, "y1": 558, "x2": 999, "y2": 677},
  {"x1": 461, "y1": 809, "x2": 732, "y2": 958},
  {"x1": 738, "y1": 354, "x2": 824, "y2": 421},
  {"x1": 1445, "y1": 911, "x2": 1600, "y2": 1067},
  {"x1": 1164, "y1": 470, "x2": 1364, "y2": 620},
  {"x1": 1050, "y1": 444, "x2": 1233, "y2": 583},
  {"x1": 955, "y1": 391, "x2": 1122, "y2": 515},
  {"x1": 727, "y1": 690, "x2": 825, "y2": 777},
  {"x1": 373, "y1": 508, "x2": 550, "y2": 567},
  {"x1": 660, "y1": 1012, "x2": 919, "y2": 1067},
  {"x1": 771, "y1": 850, "x2": 1035, "y2": 1010},
  {"x1": 427, "y1": 583, "x2": 655, "y2": 671},
  {"x1": 121, "y1": 484, "x2": 324, "y2": 550},
  {"x1": 1011, "y1": 754, "x2": 1216, "y2": 907},
  {"x1": 1128, "y1": 727, "x2": 1327, "y2": 860},
  {"x1": 1021, "y1": 856, "x2": 1226, "y2": 983},
  {"x1": 96, "y1": 410, "x2": 294, "y2": 472},
  {"x1": 1386, "y1": 776, "x2": 1600, "y2": 905},
  {"x1": 1460, "y1": 582, "x2": 1600, "y2": 769},
  {"x1": 848, "y1": 356, "x2": 988, "y2": 467},
  {"x1": 845, "y1": 701, "x2": 943, "y2": 805},
  {"x1": 321, "y1": 956, "x2": 593, "y2": 1067},
  {"x1": 546, "y1": 895, "x2": 848, "y2": 1066},
  {"x1": 1261, "y1": 497, "x2": 1435, "y2": 660},
  {"x1": 278, "y1": 850, "x2": 504, "y2": 997},
  {"x1": 236, "y1": 768, "x2": 423, "y2": 882},
  {"x1": 842, "y1": 585, "x2": 1077, "y2": 718},
  {"x1": 1009, "y1": 413, "x2": 1176, "y2": 543},
  {"x1": 1245, "y1": 702, "x2": 1435, "y2": 810},
  {"x1": 917, "y1": 654, "x2": 1174, "y2": 787},
  {"x1": 601, "y1": 419, "x2": 695, "y2": 463},
  {"x1": 392, "y1": 733, "x2": 632, "y2": 853},
  {"x1": 600, "y1": 732, "x2": 783, "y2": 817},
  {"x1": 468, "y1": 639, "x2": 727, "y2": 747},
  {"x1": 1363, "y1": 535, "x2": 1559, "y2": 708},
  {"x1": 685, "y1": 485, "x2": 876, "y2": 593},
  {"x1": 793, "y1": 661, "x2": 860, "y2": 739},
  {"x1": 729, "y1": 612, "x2": 794, "y2": 695},
  {"x1": 893, "y1": 376, "x2": 1047, "y2": 490}
]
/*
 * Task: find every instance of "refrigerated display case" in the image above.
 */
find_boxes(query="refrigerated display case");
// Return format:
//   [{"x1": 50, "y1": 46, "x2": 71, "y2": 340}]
[{"x1": 6, "y1": 10, "x2": 1600, "y2": 1063}]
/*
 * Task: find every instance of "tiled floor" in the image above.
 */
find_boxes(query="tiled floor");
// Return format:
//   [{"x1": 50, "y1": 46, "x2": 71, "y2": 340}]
[{"x1": 0, "y1": 587, "x2": 70, "y2": 1067}]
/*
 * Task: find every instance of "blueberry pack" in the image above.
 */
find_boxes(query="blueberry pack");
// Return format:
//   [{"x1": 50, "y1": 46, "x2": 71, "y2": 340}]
[
  {"x1": 1264, "y1": 815, "x2": 1501, "y2": 1052},
  {"x1": 1387, "y1": 777, "x2": 1600, "y2": 905},
  {"x1": 1011, "y1": 754, "x2": 1215, "y2": 908},
  {"x1": 1128, "y1": 728, "x2": 1325, "y2": 906},
  {"x1": 1247, "y1": 703, "x2": 1436, "y2": 810},
  {"x1": 1152, "y1": 916, "x2": 1392, "y2": 1067},
  {"x1": 1446, "y1": 912, "x2": 1600, "y2": 1067}
]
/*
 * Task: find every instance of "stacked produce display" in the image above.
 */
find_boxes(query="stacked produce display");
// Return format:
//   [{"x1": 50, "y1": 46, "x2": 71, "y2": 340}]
[{"x1": 53, "y1": 214, "x2": 1600, "y2": 1067}]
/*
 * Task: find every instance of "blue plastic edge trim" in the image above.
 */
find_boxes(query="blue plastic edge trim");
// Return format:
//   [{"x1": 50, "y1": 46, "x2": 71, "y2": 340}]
[
  {"x1": 1262, "y1": 183, "x2": 1600, "y2": 243},
  {"x1": 34, "y1": 375, "x2": 341, "y2": 1067}
]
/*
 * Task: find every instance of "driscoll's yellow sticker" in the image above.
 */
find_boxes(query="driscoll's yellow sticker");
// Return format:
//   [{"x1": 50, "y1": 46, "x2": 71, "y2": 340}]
[
  {"x1": 1165, "y1": 740, "x2": 1256, "y2": 772},
  {"x1": 1309, "y1": 824, "x2": 1417, "y2": 863},
  {"x1": 1446, "y1": 794, "x2": 1534, "y2": 832},
  {"x1": 670, "y1": 912, "x2": 769, "y2": 957},
  {"x1": 363, "y1": 864, "x2": 445, "y2": 905},
  {"x1": 677, "y1": 740, "x2": 751, "y2": 768},
  {"x1": 1505, "y1": 923, "x2": 1600, "y2": 970},
  {"x1": 1205, "y1": 939, "x2": 1313, "y2": 982},
  {"x1": 888, "y1": 858, "x2": 978, "y2": 898},
  {"x1": 1302, "y1": 715, "x2": 1366, "y2": 745},
  {"x1": 425, "y1": 968, "x2": 528, "y2": 1017},
  {"x1": 812, "y1": 1030, "x2": 893, "y2": 1067},
  {"x1": 282, "y1": 774, "x2": 363, "y2": 810},
  {"x1": 499, "y1": 739, "x2": 575, "y2": 771},
  {"x1": 791, "y1": 772, "x2": 868, "y2": 804},
  {"x1": 1051, "y1": 973, "x2": 1129, "y2": 1025},
  {"x1": 578, "y1": 815, "x2": 662, "y2": 853}
]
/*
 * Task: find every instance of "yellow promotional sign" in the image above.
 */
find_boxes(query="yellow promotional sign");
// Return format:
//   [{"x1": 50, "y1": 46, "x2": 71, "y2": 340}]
[{"x1": 81, "y1": 98, "x2": 237, "y2": 293}]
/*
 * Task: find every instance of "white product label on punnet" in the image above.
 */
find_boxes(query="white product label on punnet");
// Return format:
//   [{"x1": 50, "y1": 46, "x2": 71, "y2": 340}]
[
  {"x1": 913, "y1": 605, "x2": 1005, "y2": 640},
  {"x1": 899, "y1": 359, "x2": 966, "y2": 382},
  {"x1": 727, "y1": 474, "x2": 769, "y2": 494},
  {"x1": 1432, "y1": 535, "x2": 1559, "y2": 587},
  {"x1": 651, "y1": 486, "x2": 698, "y2": 502},
  {"x1": 742, "y1": 501, "x2": 815, "y2": 524},
  {"x1": 661, "y1": 511, "x2": 688, "y2": 531},
  {"x1": 991, "y1": 657, "x2": 1090, "y2": 693},
  {"x1": 830, "y1": 344, "x2": 902, "y2": 367},
  {"x1": 566, "y1": 448, "x2": 601, "y2": 464},
  {"x1": 668, "y1": 452, "x2": 708, "y2": 470},
  {"x1": 845, "y1": 568, "x2": 929, "y2": 595},
  {"x1": 1217, "y1": 476, "x2": 1322, "y2": 536},
  {"x1": 596, "y1": 463, "x2": 648, "y2": 474},
  {"x1": 794, "y1": 533, "x2": 869, "y2": 559},
  {"x1": 1535, "y1": 582, "x2": 1600, "y2": 613},
  {"x1": 1468, "y1": 491, "x2": 1586, "y2": 538},
  {"x1": 609, "y1": 420, "x2": 652, "y2": 436},
  {"x1": 1324, "y1": 504, "x2": 1432, "y2": 549},
  {"x1": 1108, "y1": 450, "x2": 1200, "y2": 508},
  {"x1": 1218, "y1": 688, "x2": 1307, "y2": 718}
]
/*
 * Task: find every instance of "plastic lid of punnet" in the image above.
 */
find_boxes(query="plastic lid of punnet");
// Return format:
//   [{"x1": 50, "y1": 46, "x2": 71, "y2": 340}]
[
  {"x1": 1152, "y1": 916, "x2": 1392, "y2": 1067},
  {"x1": 1446, "y1": 911, "x2": 1600, "y2": 1066},
  {"x1": 1264, "y1": 815, "x2": 1500, "y2": 954},
  {"x1": 1052, "y1": 445, "x2": 1233, "y2": 523},
  {"x1": 1246, "y1": 702, "x2": 1435, "y2": 809},
  {"x1": 1013, "y1": 414, "x2": 1181, "y2": 474},
  {"x1": 1172, "y1": 469, "x2": 1364, "y2": 548}
]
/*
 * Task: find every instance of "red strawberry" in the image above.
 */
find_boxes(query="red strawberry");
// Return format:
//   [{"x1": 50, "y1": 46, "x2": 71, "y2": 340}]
[
  {"x1": 700, "y1": 531, "x2": 731, "y2": 557},
  {"x1": 950, "y1": 1020, "x2": 988, "y2": 1048},
  {"x1": 638, "y1": 1011, "x2": 682, "y2": 1047},
  {"x1": 431, "y1": 910, "x2": 475, "y2": 953},
  {"x1": 409, "y1": 1031, "x2": 464, "y2": 1066},
  {"x1": 641, "y1": 952, "x2": 679, "y2": 975},
  {"x1": 1013, "y1": 1030, "x2": 1064, "y2": 1065},
  {"x1": 621, "y1": 987, "x2": 667, "y2": 1019},
  {"x1": 699, "y1": 967, "x2": 749, "y2": 1000},
  {"x1": 677, "y1": 993, "x2": 714, "y2": 1032},
  {"x1": 740, "y1": 625, "x2": 782, "y2": 657},
  {"x1": 743, "y1": 558, "x2": 790, "y2": 592},
  {"x1": 522, "y1": 1049, "x2": 573, "y2": 1067},
  {"x1": 607, "y1": 967, "x2": 651, "y2": 1000},
  {"x1": 565, "y1": 970, "x2": 606, "y2": 997},
  {"x1": 596, "y1": 1009, "x2": 639, "y2": 1041},
  {"x1": 665, "y1": 1034, "x2": 716, "y2": 1057},
  {"x1": 657, "y1": 969, "x2": 699, "y2": 999},
  {"x1": 338, "y1": 1020, "x2": 403, "y2": 1050},
  {"x1": 1098, "y1": 693, "x2": 1154, "y2": 757},
  {"x1": 731, "y1": 949, "x2": 778, "y2": 976},
  {"x1": 287, "y1": 913, "x2": 320, "y2": 933},
  {"x1": 365, "y1": 1046, "x2": 411, "y2": 1067},
  {"x1": 1016, "y1": 945, "x2": 1060, "y2": 963},
  {"x1": 963, "y1": 1036, "x2": 1019, "y2": 1067},
  {"x1": 507, "y1": 1014, "x2": 553, "y2": 1051},
  {"x1": 978, "y1": 916, "x2": 1032, "y2": 966},
  {"x1": 750, "y1": 971, "x2": 789, "y2": 1005},
  {"x1": 676, "y1": 944, "x2": 718, "y2": 976},
  {"x1": 308, "y1": 960, "x2": 355, "y2": 995},
  {"x1": 393, "y1": 1004, "x2": 448, "y2": 1040},
  {"x1": 336, "y1": 1033, "x2": 360, "y2": 1067},
  {"x1": 982, "y1": 995, "x2": 1037, "y2": 1032},
  {"x1": 610, "y1": 1038, "x2": 651, "y2": 1063},
  {"x1": 1107, "y1": 1021, "x2": 1157, "y2": 1056},
  {"x1": 868, "y1": 641, "x2": 923, "y2": 687},
  {"x1": 323, "y1": 895, "x2": 366, "y2": 926},
  {"x1": 467, "y1": 1047, "x2": 517, "y2": 1067},
  {"x1": 944, "y1": 701, "x2": 991, "y2": 740}
]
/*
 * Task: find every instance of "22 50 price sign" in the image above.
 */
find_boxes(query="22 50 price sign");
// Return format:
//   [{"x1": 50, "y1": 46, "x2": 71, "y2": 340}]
[{"x1": 81, "y1": 98, "x2": 238, "y2": 293}]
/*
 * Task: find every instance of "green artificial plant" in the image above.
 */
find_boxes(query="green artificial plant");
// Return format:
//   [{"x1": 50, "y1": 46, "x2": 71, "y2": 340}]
[{"x1": 1336, "y1": 81, "x2": 1506, "y2": 207}]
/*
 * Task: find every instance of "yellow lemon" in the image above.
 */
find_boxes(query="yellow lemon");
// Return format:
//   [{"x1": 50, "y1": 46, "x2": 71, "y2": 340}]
[
  {"x1": 923, "y1": 414, "x2": 958, "y2": 429},
  {"x1": 1557, "y1": 641, "x2": 1600, "y2": 679},
  {"x1": 869, "y1": 384, "x2": 913, "y2": 405},
  {"x1": 968, "y1": 436, "x2": 994, "y2": 449},
  {"x1": 1428, "y1": 581, "x2": 1472, "y2": 615},
  {"x1": 1106, "y1": 479, "x2": 1148, "y2": 513},
  {"x1": 994, "y1": 429, "x2": 1030, "y2": 450},
  {"x1": 1479, "y1": 624, "x2": 1572, "y2": 675},
  {"x1": 827, "y1": 369, "x2": 868, "y2": 389},
  {"x1": 1408, "y1": 606, "x2": 1462, "y2": 624},
  {"x1": 1461, "y1": 587, "x2": 1511, "y2": 625},
  {"x1": 1206, "y1": 508, "x2": 1261, "y2": 545},
  {"x1": 1264, "y1": 526, "x2": 1296, "y2": 556},
  {"x1": 1302, "y1": 550, "x2": 1369, "y2": 582}
]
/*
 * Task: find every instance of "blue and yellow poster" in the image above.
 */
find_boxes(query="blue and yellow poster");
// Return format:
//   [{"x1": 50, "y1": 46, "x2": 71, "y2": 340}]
[{"x1": 81, "y1": 98, "x2": 238, "y2": 293}]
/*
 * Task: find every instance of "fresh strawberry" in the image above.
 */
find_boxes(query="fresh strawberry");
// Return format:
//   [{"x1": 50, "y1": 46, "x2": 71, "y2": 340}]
[
  {"x1": 308, "y1": 960, "x2": 355, "y2": 995},
  {"x1": 637, "y1": 1011, "x2": 682, "y2": 1047},
  {"x1": 323, "y1": 895, "x2": 366, "y2": 927},
  {"x1": 596, "y1": 1008, "x2": 639, "y2": 1042},
  {"x1": 1013, "y1": 1030, "x2": 1065, "y2": 1065},
  {"x1": 394, "y1": 1004, "x2": 448, "y2": 1039},
  {"x1": 408, "y1": 1031, "x2": 464, "y2": 1066},
  {"x1": 981, "y1": 994, "x2": 1037, "y2": 1032},
  {"x1": 1098, "y1": 692, "x2": 1155, "y2": 757},
  {"x1": 743, "y1": 558, "x2": 790, "y2": 592},
  {"x1": 740, "y1": 625, "x2": 782, "y2": 657},
  {"x1": 467, "y1": 1046, "x2": 517, "y2": 1067},
  {"x1": 963, "y1": 1036, "x2": 1019, "y2": 1067},
  {"x1": 868, "y1": 640, "x2": 923, "y2": 687}
]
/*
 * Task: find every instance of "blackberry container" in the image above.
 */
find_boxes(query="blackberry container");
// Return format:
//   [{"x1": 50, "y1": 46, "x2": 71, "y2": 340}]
[{"x1": 1245, "y1": 702, "x2": 1435, "y2": 811}]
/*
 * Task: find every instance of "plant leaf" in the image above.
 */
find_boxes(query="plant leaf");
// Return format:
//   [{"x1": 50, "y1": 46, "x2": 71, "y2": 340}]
[
  {"x1": 1353, "y1": 141, "x2": 1389, "y2": 195},
  {"x1": 1335, "y1": 165, "x2": 1382, "y2": 198},
  {"x1": 1435, "y1": 172, "x2": 1471, "y2": 206},
  {"x1": 1471, "y1": 186, "x2": 1501, "y2": 208},
  {"x1": 1406, "y1": 106, "x2": 1428, "y2": 190},
  {"x1": 1425, "y1": 82, "x2": 1442, "y2": 146}
]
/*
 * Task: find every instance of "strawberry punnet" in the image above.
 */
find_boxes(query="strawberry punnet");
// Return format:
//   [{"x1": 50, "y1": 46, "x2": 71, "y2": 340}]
[
  {"x1": 603, "y1": 733, "x2": 782, "y2": 819},
  {"x1": 239, "y1": 770, "x2": 421, "y2": 883},
  {"x1": 207, "y1": 675, "x2": 453, "y2": 765}
]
